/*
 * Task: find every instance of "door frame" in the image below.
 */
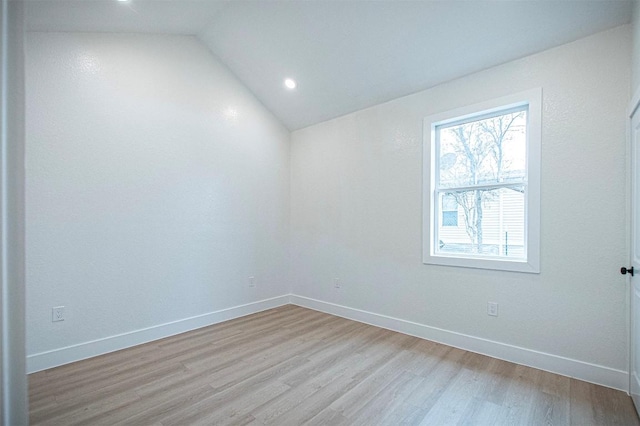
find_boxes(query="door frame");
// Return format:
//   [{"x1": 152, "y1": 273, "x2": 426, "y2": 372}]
[{"x1": 627, "y1": 87, "x2": 640, "y2": 406}]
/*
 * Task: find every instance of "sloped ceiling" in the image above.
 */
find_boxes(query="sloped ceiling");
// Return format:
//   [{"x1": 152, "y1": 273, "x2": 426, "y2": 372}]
[{"x1": 26, "y1": 0, "x2": 633, "y2": 130}]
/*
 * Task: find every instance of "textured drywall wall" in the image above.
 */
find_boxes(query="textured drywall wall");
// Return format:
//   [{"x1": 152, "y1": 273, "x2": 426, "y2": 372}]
[
  {"x1": 26, "y1": 33, "x2": 290, "y2": 358},
  {"x1": 291, "y1": 26, "x2": 631, "y2": 372},
  {"x1": 633, "y1": 1, "x2": 640, "y2": 94}
]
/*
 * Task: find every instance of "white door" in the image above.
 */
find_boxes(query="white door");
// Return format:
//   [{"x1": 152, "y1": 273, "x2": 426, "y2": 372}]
[{"x1": 629, "y1": 102, "x2": 640, "y2": 413}]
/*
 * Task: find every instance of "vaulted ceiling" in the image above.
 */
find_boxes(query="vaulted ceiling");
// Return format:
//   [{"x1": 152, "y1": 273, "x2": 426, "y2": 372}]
[{"x1": 26, "y1": 0, "x2": 633, "y2": 130}]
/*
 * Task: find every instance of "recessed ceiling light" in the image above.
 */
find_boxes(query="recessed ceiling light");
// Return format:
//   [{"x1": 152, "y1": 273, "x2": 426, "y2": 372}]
[
  {"x1": 223, "y1": 106, "x2": 238, "y2": 122},
  {"x1": 284, "y1": 78, "x2": 297, "y2": 90}
]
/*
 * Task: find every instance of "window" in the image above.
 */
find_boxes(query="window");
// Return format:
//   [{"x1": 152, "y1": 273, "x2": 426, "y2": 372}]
[{"x1": 423, "y1": 89, "x2": 541, "y2": 273}]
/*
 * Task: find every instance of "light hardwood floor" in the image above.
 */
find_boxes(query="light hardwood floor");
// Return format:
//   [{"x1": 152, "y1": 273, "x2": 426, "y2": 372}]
[{"x1": 29, "y1": 305, "x2": 640, "y2": 425}]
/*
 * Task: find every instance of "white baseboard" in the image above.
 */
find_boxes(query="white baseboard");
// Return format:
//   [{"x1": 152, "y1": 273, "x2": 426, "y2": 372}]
[
  {"x1": 28, "y1": 293, "x2": 629, "y2": 392},
  {"x1": 290, "y1": 295, "x2": 629, "y2": 392},
  {"x1": 27, "y1": 295, "x2": 290, "y2": 373}
]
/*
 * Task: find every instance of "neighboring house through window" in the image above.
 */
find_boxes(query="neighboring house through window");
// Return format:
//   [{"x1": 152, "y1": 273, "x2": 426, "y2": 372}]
[{"x1": 423, "y1": 89, "x2": 541, "y2": 273}]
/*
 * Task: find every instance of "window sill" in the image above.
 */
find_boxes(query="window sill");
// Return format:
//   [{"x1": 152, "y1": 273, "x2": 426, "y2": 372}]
[{"x1": 423, "y1": 252, "x2": 540, "y2": 274}]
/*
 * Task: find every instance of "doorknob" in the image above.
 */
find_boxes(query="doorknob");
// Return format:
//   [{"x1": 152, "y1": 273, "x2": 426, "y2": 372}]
[{"x1": 622, "y1": 266, "x2": 635, "y2": 276}]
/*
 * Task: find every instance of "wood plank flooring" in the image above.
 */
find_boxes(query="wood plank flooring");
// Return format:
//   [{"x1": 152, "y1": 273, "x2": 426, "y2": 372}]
[{"x1": 29, "y1": 305, "x2": 640, "y2": 425}]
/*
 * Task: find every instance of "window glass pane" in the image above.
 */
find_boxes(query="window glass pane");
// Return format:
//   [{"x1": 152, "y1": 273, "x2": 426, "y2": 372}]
[
  {"x1": 442, "y1": 193, "x2": 457, "y2": 211},
  {"x1": 442, "y1": 211, "x2": 458, "y2": 227},
  {"x1": 438, "y1": 109, "x2": 527, "y2": 188},
  {"x1": 436, "y1": 186, "x2": 525, "y2": 258},
  {"x1": 442, "y1": 193, "x2": 458, "y2": 226}
]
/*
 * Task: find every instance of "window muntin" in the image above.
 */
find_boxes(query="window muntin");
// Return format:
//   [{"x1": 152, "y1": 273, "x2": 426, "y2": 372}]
[{"x1": 423, "y1": 89, "x2": 541, "y2": 273}]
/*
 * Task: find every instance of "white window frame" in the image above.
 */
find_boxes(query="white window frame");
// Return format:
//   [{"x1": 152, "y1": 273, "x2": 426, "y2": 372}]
[{"x1": 422, "y1": 88, "x2": 541, "y2": 273}]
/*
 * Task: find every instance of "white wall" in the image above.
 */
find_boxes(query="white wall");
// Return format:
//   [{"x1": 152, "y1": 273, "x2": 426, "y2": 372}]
[
  {"x1": 633, "y1": 0, "x2": 640, "y2": 94},
  {"x1": 2, "y1": 0, "x2": 28, "y2": 423},
  {"x1": 291, "y1": 25, "x2": 631, "y2": 388},
  {"x1": 26, "y1": 33, "x2": 290, "y2": 371}
]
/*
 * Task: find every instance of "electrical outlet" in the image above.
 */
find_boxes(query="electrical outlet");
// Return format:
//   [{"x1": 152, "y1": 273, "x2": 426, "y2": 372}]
[
  {"x1": 52, "y1": 306, "x2": 65, "y2": 322},
  {"x1": 487, "y1": 302, "x2": 498, "y2": 317},
  {"x1": 248, "y1": 276, "x2": 256, "y2": 288},
  {"x1": 333, "y1": 278, "x2": 341, "y2": 289}
]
